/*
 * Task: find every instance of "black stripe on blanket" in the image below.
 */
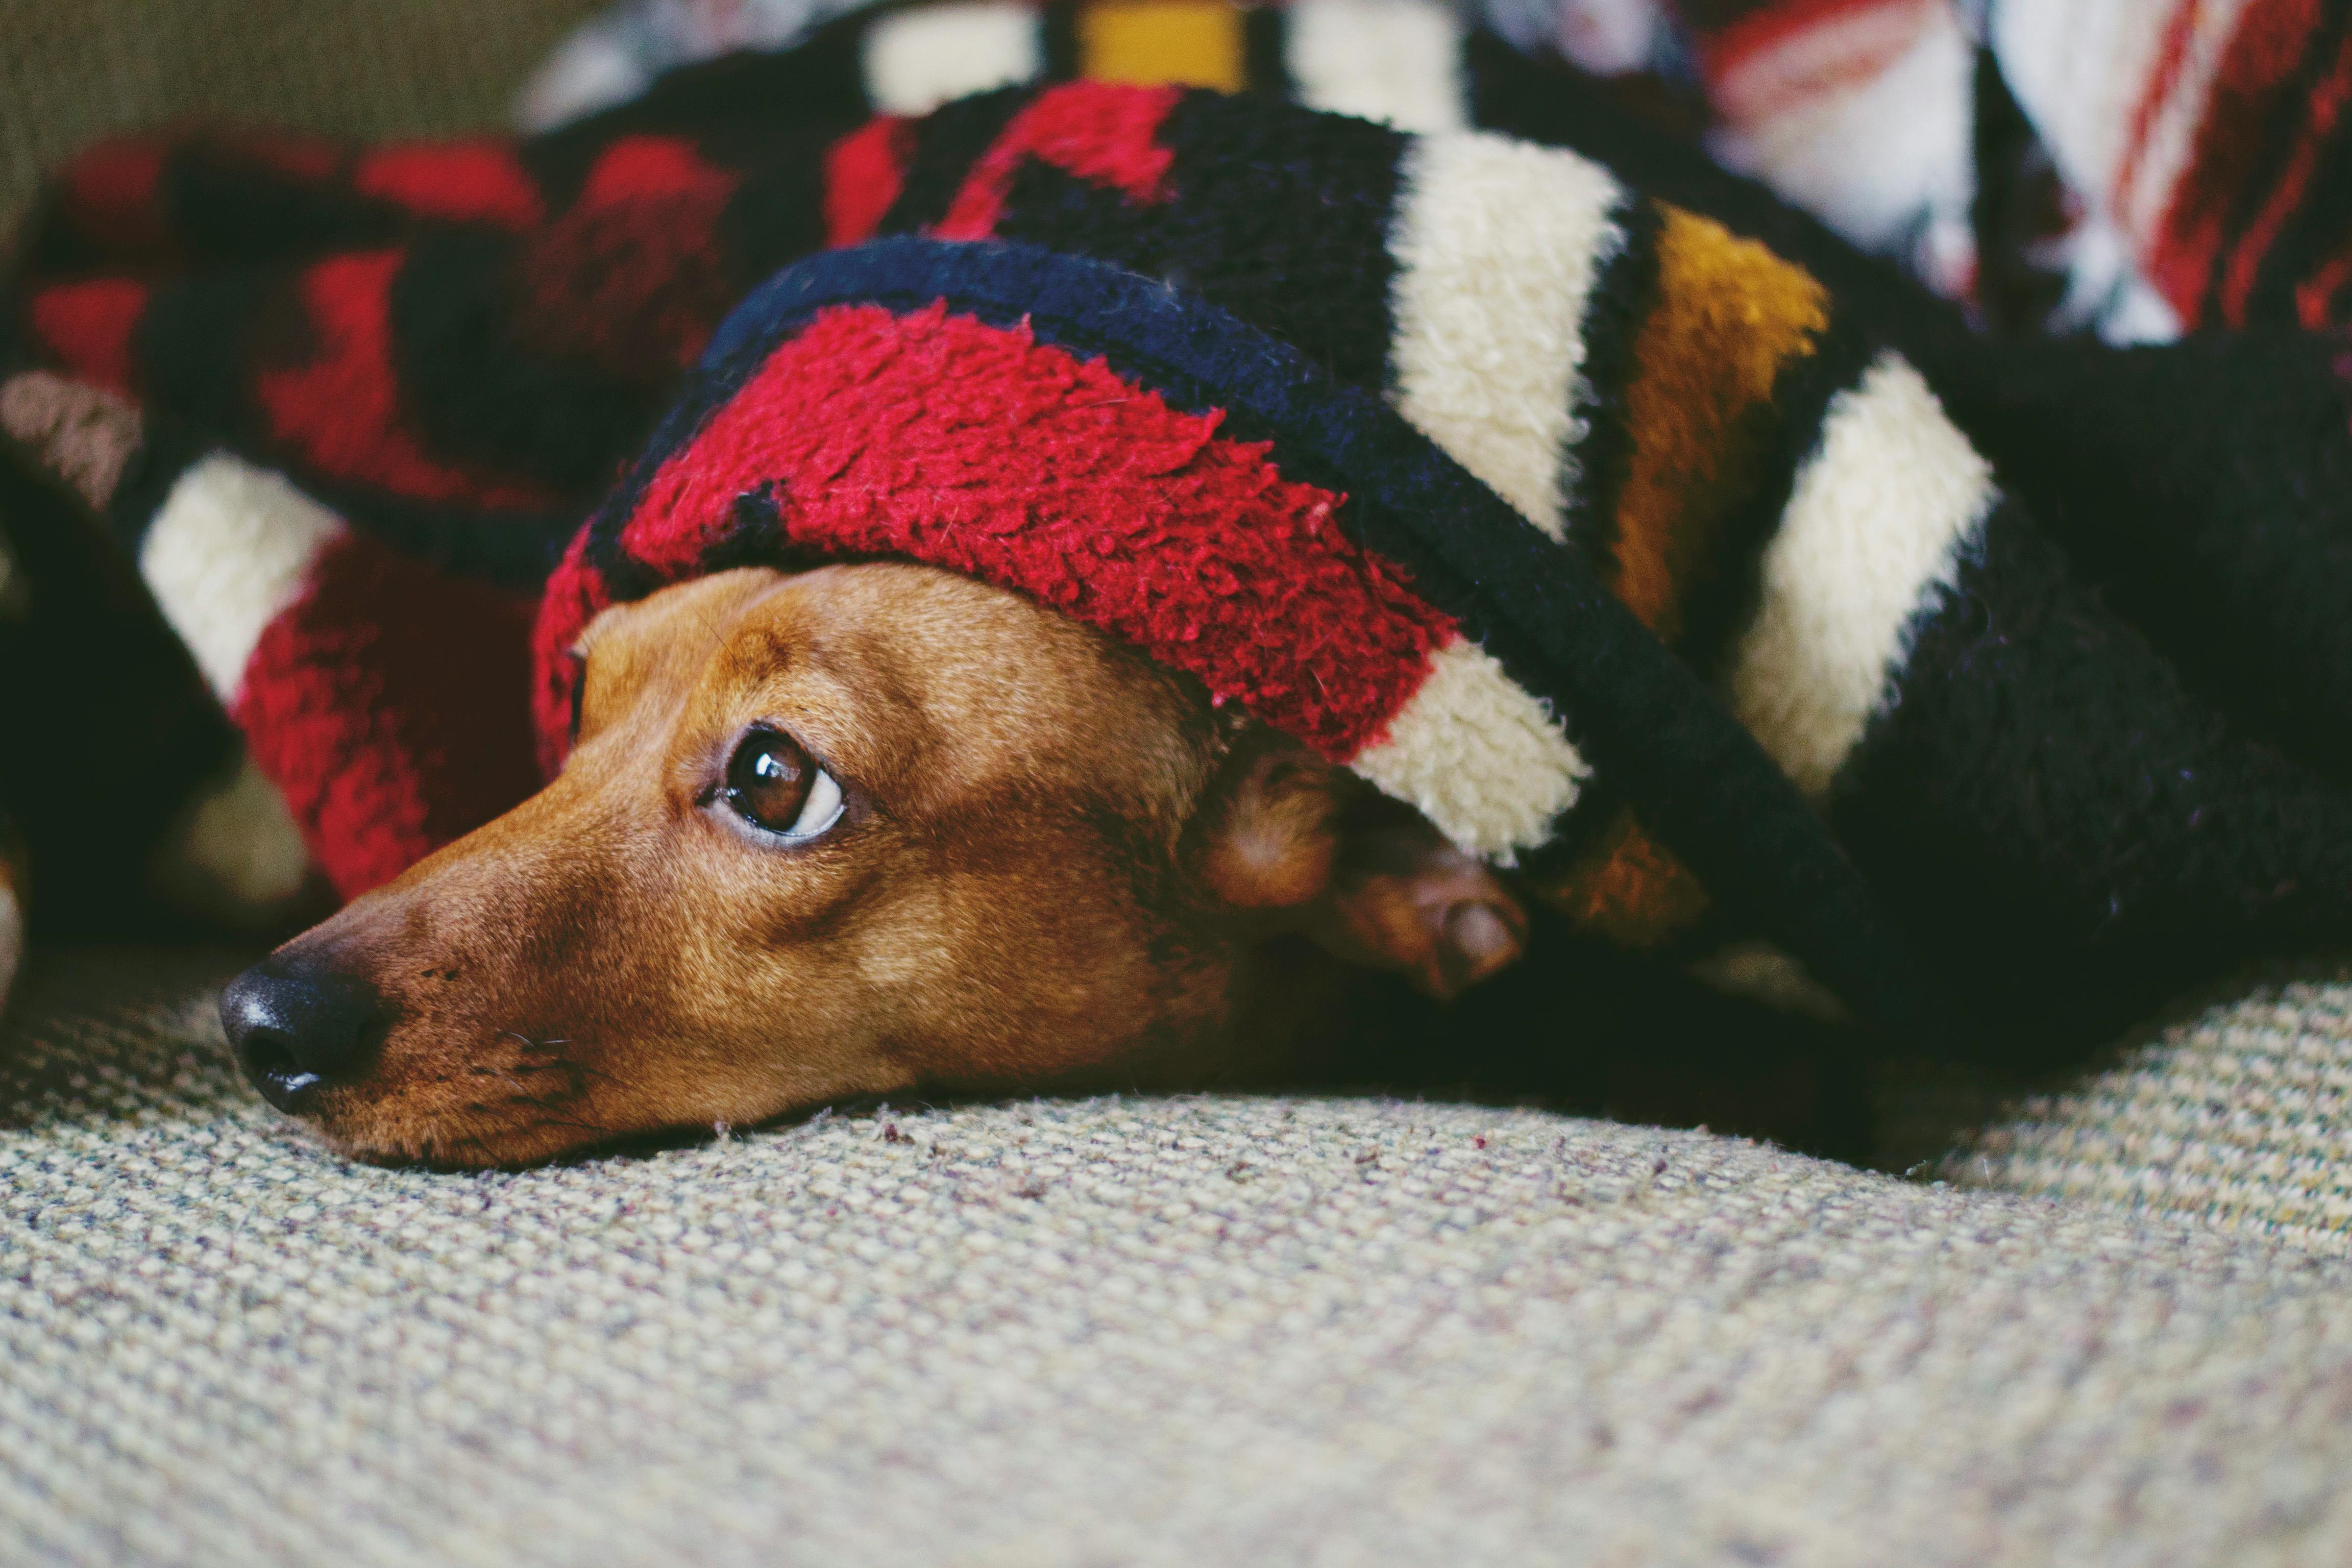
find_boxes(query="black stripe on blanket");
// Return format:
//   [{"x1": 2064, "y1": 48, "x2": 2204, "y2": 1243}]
[
  {"x1": 876, "y1": 87, "x2": 1036, "y2": 235},
  {"x1": 0, "y1": 430, "x2": 242, "y2": 935},
  {"x1": 1836, "y1": 493, "x2": 2352, "y2": 1045},
  {"x1": 1559, "y1": 198, "x2": 1663, "y2": 582},
  {"x1": 1683, "y1": 314, "x2": 1880, "y2": 682},
  {"x1": 971, "y1": 90, "x2": 1408, "y2": 388}
]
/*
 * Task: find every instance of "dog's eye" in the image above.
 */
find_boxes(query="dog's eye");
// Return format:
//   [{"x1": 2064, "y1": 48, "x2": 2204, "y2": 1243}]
[{"x1": 721, "y1": 728, "x2": 845, "y2": 843}]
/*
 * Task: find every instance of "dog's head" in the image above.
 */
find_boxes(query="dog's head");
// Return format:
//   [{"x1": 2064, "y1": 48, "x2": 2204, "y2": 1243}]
[{"x1": 222, "y1": 563, "x2": 1528, "y2": 1165}]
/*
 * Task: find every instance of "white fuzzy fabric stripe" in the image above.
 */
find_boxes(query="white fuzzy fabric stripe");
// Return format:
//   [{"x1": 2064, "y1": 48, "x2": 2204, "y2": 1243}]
[
  {"x1": 1729, "y1": 351, "x2": 1994, "y2": 801},
  {"x1": 141, "y1": 454, "x2": 345, "y2": 705},
  {"x1": 1286, "y1": 0, "x2": 1467, "y2": 133},
  {"x1": 149, "y1": 753, "x2": 312, "y2": 924},
  {"x1": 1350, "y1": 637, "x2": 1589, "y2": 864},
  {"x1": 864, "y1": 2, "x2": 1043, "y2": 117},
  {"x1": 1386, "y1": 131, "x2": 1624, "y2": 543}
]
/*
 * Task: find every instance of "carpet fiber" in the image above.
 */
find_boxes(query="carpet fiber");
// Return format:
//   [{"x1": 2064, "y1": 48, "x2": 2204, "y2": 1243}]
[
  {"x1": 1945, "y1": 958, "x2": 2352, "y2": 1257},
  {"x1": 8, "y1": 949, "x2": 2352, "y2": 1566}
]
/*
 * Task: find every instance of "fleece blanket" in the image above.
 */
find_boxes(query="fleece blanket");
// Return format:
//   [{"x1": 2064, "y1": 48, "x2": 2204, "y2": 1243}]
[
  {"x1": 8, "y1": 0, "x2": 2352, "y2": 1057},
  {"x1": 520, "y1": 0, "x2": 2352, "y2": 344}
]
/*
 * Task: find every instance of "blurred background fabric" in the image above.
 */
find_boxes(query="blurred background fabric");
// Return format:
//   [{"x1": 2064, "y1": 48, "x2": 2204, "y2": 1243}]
[{"x1": 0, "y1": 0, "x2": 607, "y2": 233}]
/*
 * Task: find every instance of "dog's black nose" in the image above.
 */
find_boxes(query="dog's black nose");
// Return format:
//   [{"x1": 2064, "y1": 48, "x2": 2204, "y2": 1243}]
[{"x1": 220, "y1": 954, "x2": 388, "y2": 1113}]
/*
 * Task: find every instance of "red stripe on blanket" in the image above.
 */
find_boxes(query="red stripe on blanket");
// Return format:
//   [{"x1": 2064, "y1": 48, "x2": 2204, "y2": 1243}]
[
  {"x1": 2149, "y1": 0, "x2": 2331, "y2": 323},
  {"x1": 2295, "y1": 238, "x2": 2352, "y2": 321},
  {"x1": 1692, "y1": 0, "x2": 1912, "y2": 82},
  {"x1": 509, "y1": 135, "x2": 744, "y2": 376},
  {"x1": 1693, "y1": 0, "x2": 1939, "y2": 127},
  {"x1": 2222, "y1": 19, "x2": 2352, "y2": 322},
  {"x1": 934, "y1": 82, "x2": 1181, "y2": 242},
  {"x1": 236, "y1": 532, "x2": 542, "y2": 898},
  {"x1": 253, "y1": 252, "x2": 566, "y2": 511},
  {"x1": 532, "y1": 534, "x2": 606, "y2": 777},
  {"x1": 27, "y1": 280, "x2": 148, "y2": 395},
  {"x1": 53, "y1": 139, "x2": 170, "y2": 260},
  {"x1": 824, "y1": 117, "x2": 914, "y2": 248},
  {"x1": 355, "y1": 142, "x2": 545, "y2": 228},
  {"x1": 603, "y1": 302, "x2": 1456, "y2": 762},
  {"x1": 580, "y1": 135, "x2": 737, "y2": 208}
]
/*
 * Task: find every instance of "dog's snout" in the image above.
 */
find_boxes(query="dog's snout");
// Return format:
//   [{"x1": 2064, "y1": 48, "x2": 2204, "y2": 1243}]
[{"x1": 220, "y1": 954, "x2": 390, "y2": 1113}]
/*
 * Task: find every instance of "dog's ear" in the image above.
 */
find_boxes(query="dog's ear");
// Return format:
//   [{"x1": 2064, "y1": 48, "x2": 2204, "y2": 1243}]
[{"x1": 1191, "y1": 729, "x2": 1528, "y2": 1000}]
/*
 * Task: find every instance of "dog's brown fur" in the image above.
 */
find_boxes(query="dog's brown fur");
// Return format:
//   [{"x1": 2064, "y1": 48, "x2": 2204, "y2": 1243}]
[{"x1": 273, "y1": 564, "x2": 1527, "y2": 1165}]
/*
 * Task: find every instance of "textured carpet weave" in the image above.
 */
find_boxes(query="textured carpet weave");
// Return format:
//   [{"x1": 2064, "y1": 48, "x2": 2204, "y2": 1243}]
[
  {"x1": 1948, "y1": 958, "x2": 2352, "y2": 1258},
  {"x1": 10, "y1": 950, "x2": 2352, "y2": 1567}
]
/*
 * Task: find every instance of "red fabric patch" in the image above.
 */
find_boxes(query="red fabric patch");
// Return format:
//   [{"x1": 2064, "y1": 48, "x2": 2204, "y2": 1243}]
[
  {"x1": 252, "y1": 251, "x2": 565, "y2": 511},
  {"x1": 1693, "y1": 0, "x2": 1918, "y2": 88},
  {"x1": 2296, "y1": 240, "x2": 2352, "y2": 323},
  {"x1": 354, "y1": 142, "x2": 545, "y2": 228},
  {"x1": 824, "y1": 117, "x2": 914, "y2": 248},
  {"x1": 569, "y1": 303, "x2": 1455, "y2": 765},
  {"x1": 27, "y1": 279, "x2": 148, "y2": 394},
  {"x1": 934, "y1": 82, "x2": 1181, "y2": 242},
  {"x1": 55, "y1": 139, "x2": 170, "y2": 261},
  {"x1": 581, "y1": 135, "x2": 737, "y2": 208},
  {"x1": 531, "y1": 534, "x2": 607, "y2": 778},
  {"x1": 2219, "y1": 19, "x2": 2352, "y2": 324},
  {"x1": 2149, "y1": 0, "x2": 2330, "y2": 323},
  {"x1": 236, "y1": 532, "x2": 543, "y2": 898},
  {"x1": 512, "y1": 136, "x2": 744, "y2": 377}
]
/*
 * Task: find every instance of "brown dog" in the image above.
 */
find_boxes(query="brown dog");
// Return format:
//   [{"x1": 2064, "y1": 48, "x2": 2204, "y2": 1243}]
[{"x1": 221, "y1": 562, "x2": 1529, "y2": 1166}]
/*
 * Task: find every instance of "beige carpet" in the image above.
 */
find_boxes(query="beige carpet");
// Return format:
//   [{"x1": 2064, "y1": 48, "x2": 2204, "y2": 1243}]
[
  {"x1": 1934, "y1": 956, "x2": 2352, "y2": 1256},
  {"x1": 9, "y1": 948, "x2": 2352, "y2": 1567}
]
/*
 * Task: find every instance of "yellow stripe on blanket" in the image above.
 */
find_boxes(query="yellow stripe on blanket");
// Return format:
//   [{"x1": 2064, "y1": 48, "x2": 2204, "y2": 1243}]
[
  {"x1": 1610, "y1": 205, "x2": 1828, "y2": 647},
  {"x1": 1536, "y1": 207, "x2": 1829, "y2": 950},
  {"x1": 1078, "y1": 0, "x2": 1246, "y2": 92}
]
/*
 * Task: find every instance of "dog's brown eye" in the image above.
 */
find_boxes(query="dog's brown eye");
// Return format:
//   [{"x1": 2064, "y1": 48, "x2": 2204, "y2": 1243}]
[{"x1": 721, "y1": 729, "x2": 845, "y2": 843}]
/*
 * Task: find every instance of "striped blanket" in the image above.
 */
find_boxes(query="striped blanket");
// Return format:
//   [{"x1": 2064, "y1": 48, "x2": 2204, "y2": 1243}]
[
  {"x1": 521, "y1": 0, "x2": 2352, "y2": 343},
  {"x1": 7, "y1": 8, "x2": 2352, "y2": 1054}
]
